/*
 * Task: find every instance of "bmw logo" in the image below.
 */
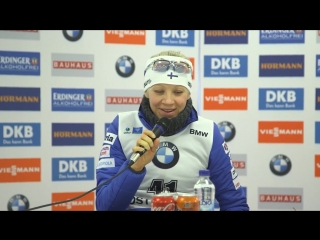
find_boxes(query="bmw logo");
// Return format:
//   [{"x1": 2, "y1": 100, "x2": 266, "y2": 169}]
[
  {"x1": 7, "y1": 194, "x2": 30, "y2": 211},
  {"x1": 115, "y1": 55, "x2": 135, "y2": 78},
  {"x1": 218, "y1": 121, "x2": 236, "y2": 142},
  {"x1": 152, "y1": 142, "x2": 179, "y2": 169},
  {"x1": 62, "y1": 30, "x2": 83, "y2": 41},
  {"x1": 270, "y1": 154, "x2": 292, "y2": 176}
]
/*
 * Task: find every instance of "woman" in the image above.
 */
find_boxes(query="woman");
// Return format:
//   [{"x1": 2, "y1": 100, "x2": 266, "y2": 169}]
[{"x1": 95, "y1": 50, "x2": 249, "y2": 211}]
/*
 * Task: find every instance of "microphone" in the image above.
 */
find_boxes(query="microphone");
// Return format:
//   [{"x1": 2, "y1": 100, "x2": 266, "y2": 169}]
[{"x1": 129, "y1": 117, "x2": 171, "y2": 164}]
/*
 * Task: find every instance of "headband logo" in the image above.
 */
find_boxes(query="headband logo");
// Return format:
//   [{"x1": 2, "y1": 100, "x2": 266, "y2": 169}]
[{"x1": 144, "y1": 79, "x2": 151, "y2": 88}]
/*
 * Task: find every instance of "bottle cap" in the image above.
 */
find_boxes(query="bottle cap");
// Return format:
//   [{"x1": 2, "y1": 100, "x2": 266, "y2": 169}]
[{"x1": 199, "y1": 169, "x2": 210, "y2": 176}]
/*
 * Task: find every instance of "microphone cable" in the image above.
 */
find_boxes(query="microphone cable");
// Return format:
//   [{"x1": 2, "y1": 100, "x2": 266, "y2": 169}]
[{"x1": 25, "y1": 161, "x2": 135, "y2": 211}]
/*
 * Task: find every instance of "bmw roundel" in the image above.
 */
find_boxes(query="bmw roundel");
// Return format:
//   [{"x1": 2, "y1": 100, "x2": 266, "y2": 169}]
[
  {"x1": 270, "y1": 154, "x2": 292, "y2": 176},
  {"x1": 7, "y1": 194, "x2": 30, "y2": 211},
  {"x1": 115, "y1": 55, "x2": 135, "y2": 77},
  {"x1": 218, "y1": 121, "x2": 236, "y2": 142},
  {"x1": 152, "y1": 141, "x2": 179, "y2": 169},
  {"x1": 62, "y1": 30, "x2": 83, "y2": 41}
]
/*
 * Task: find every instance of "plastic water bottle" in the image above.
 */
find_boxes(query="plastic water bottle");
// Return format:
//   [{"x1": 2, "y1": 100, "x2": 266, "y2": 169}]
[{"x1": 194, "y1": 169, "x2": 215, "y2": 211}]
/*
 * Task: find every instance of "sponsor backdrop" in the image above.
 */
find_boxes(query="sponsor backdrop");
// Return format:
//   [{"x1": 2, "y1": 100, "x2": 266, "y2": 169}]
[{"x1": 0, "y1": 30, "x2": 319, "y2": 211}]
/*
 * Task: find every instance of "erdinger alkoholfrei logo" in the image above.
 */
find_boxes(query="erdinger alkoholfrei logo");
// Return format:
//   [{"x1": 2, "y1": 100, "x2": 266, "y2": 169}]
[
  {"x1": 270, "y1": 154, "x2": 292, "y2": 176},
  {"x1": 115, "y1": 55, "x2": 135, "y2": 77},
  {"x1": 218, "y1": 121, "x2": 236, "y2": 142},
  {"x1": 7, "y1": 194, "x2": 30, "y2": 211},
  {"x1": 62, "y1": 30, "x2": 83, "y2": 41},
  {"x1": 152, "y1": 141, "x2": 179, "y2": 169}
]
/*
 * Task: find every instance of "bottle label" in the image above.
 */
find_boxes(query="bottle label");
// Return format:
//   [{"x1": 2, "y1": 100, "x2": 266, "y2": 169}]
[{"x1": 195, "y1": 187, "x2": 215, "y2": 211}]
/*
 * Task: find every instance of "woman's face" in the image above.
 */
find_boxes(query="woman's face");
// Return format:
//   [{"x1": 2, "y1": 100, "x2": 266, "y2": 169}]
[{"x1": 145, "y1": 84, "x2": 190, "y2": 119}]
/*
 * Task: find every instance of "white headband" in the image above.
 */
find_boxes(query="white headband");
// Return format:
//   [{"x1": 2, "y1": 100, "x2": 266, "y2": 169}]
[{"x1": 143, "y1": 56, "x2": 193, "y2": 92}]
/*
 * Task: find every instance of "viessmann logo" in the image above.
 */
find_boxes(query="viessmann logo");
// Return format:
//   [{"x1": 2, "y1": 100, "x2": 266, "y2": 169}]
[
  {"x1": 204, "y1": 30, "x2": 248, "y2": 44},
  {"x1": 258, "y1": 121, "x2": 303, "y2": 143},
  {"x1": 315, "y1": 155, "x2": 320, "y2": 177},
  {"x1": 52, "y1": 123, "x2": 94, "y2": 146},
  {"x1": 259, "y1": 55, "x2": 304, "y2": 77},
  {"x1": 0, "y1": 158, "x2": 41, "y2": 183},
  {"x1": 51, "y1": 192, "x2": 95, "y2": 211},
  {"x1": 105, "y1": 30, "x2": 146, "y2": 45},
  {"x1": 105, "y1": 89, "x2": 143, "y2": 112},
  {"x1": 188, "y1": 57, "x2": 195, "y2": 80},
  {"x1": 0, "y1": 87, "x2": 40, "y2": 111},
  {"x1": 203, "y1": 88, "x2": 247, "y2": 110},
  {"x1": 51, "y1": 53, "x2": 94, "y2": 77}
]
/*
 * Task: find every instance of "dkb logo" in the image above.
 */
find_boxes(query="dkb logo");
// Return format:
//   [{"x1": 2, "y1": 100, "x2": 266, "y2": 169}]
[
  {"x1": 52, "y1": 158, "x2": 94, "y2": 181},
  {"x1": 156, "y1": 30, "x2": 194, "y2": 46}
]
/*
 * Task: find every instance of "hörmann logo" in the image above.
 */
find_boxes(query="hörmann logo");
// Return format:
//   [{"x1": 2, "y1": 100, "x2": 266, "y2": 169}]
[
  {"x1": 258, "y1": 121, "x2": 303, "y2": 143},
  {"x1": 155, "y1": 30, "x2": 195, "y2": 46},
  {"x1": 0, "y1": 158, "x2": 41, "y2": 183},
  {"x1": 259, "y1": 88, "x2": 304, "y2": 110},
  {"x1": 52, "y1": 157, "x2": 94, "y2": 181},
  {"x1": 105, "y1": 30, "x2": 146, "y2": 45},
  {"x1": 204, "y1": 88, "x2": 247, "y2": 110},
  {"x1": 0, "y1": 50, "x2": 40, "y2": 76},
  {"x1": 315, "y1": 88, "x2": 320, "y2": 110},
  {"x1": 0, "y1": 87, "x2": 40, "y2": 111},
  {"x1": 0, "y1": 123, "x2": 40, "y2": 147},
  {"x1": 259, "y1": 30, "x2": 305, "y2": 44},
  {"x1": 259, "y1": 55, "x2": 304, "y2": 77},
  {"x1": 316, "y1": 55, "x2": 320, "y2": 77},
  {"x1": 52, "y1": 123, "x2": 94, "y2": 146},
  {"x1": 204, "y1": 30, "x2": 248, "y2": 44}
]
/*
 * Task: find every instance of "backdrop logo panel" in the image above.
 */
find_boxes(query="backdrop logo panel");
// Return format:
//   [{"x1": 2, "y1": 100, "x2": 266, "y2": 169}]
[
  {"x1": 258, "y1": 121, "x2": 304, "y2": 143},
  {"x1": 0, "y1": 123, "x2": 40, "y2": 147},
  {"x1": 51, "y1": 192, "x2": 95, "y2": 211},
  {"x1": 155, "y1": 30, "x2": 195, "y2": 47},
  {"x1": 259, "y1": 88, "x2": 304, "y2": 110},
  {"x1": 51, "y1": 53, "x2": 94, "y2": 77},
  {"x1": 104, "y1": 30, "x2": 146, "y2": 45},
  {"x1": 105, "y1": 89, "x2": 143, "y2": 112},
  {"x1": 259, "y1": 30, "x2": 305, "y2": 44},
  {"x1": 7, "y1": 194, "x2": 30, "y2": 211},
  {"x1": 62, "y1": 30, "x2": 83, "y2": 42},
  {"x1": 269, "y1": 154, "x2": 292, "y2": 176},
  {"x1": 52, "y1": 123, "x2": 94, "y2": 146},
  {"x1": 51, "y1": 88, "x2": 94, "y2": 112},
  {"x1": 258, "y1": 187, "x2": 303, "y2": 210},
  {"x1": 231, "y1": 154, "x2": 247, "y2": 175},
  {"x1": 203, "y1": 88, "x2": 247, "y2": 110},
  {"x1": 115, "y1": 55, "x2": 135, "y2": 78},
  {"x1": 316, "y1": 122, "x2": 320, "y2": 143},
  {"x1": 0, "y1": 87, "x2": 40, "y2": 111},
  {"x1": 0, "y1": 50, "x2": 40, "y2": 76},
  {"x1": 317, "y1": 31, "x2": 320, "y2": 43},
  {"x1": 316, "y1": 88, "x2": 320, "y2": 110},
  {"x1": 188, "y1": 57, "x2": 195, "y2": 80},
  {"x1": 316, "y1": 55, "x2": 320, "y2": 77},
  {"x1": 52, "y1": 157, "x2": 94, "y2": 181},
  {"x1": 259, "y1": 55, "x2": 304, "y2": 77},
  {"x1": 0, "y1": 158, "x2": 41, "y2": 183},
  {"x1": 218, "y1": 121, "x2": 236, "y2": 142},
  {"x1": 204, "y1": 55, "x2": 248, "y2": 77},
  {"x1": 0, "y1": 30, "x2": 40, "y2": 40},
  {"x1": 204, "y1": 30, "x2": 248, "y2": 44},
  {"x1": 315, "y1": 155, "x2": 320, "y2": 177}
]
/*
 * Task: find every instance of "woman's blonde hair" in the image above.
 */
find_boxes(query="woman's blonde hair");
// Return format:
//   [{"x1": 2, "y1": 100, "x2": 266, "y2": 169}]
[{"x1": 150, "y1": 50, "x2": 189, "y2": 60}]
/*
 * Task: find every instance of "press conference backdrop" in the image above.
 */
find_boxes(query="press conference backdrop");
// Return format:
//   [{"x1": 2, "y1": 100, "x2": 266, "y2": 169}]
[{"x1": 0, "y1": 30, "x2": 319, "y2": 211}]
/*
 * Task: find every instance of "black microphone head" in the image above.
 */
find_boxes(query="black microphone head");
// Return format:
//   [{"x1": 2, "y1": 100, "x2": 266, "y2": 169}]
[{"x1": 156, "y1": 117, "x2": 171, "y2": 132}]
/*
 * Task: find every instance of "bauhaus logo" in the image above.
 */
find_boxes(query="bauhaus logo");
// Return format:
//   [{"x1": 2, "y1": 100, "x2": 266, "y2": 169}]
[
  {"x1": 258, "y1": 187, "x2": 303, "y2": 210},
  {"x1": 204, "y1": 30, "x2": 248, "y2": 44},
  {"x1": 259, "y1": 88, "x2": 304, "y2": 110},
  {"x1": 0, "y1": 123, "x2": 40, "y2": 147},
  {"x1": 52, "y1": 123, "x2": 94, "y2": 146},
  {"x1": 258, "y1": 121, "x2": 303, "y2": 143},
  {"x1": 156, "y1": 30, "x2": 194, "y2": 47},
  {"x1": 0, "y1": 158, "x2": 41, "y2": 183},
  {"x1": 51, "y1": 53, "x2": 94, "y2": 77},
  {"x1": 51, "y1": 88, "x2": 94, "y2": 112},
  {"x1": 51, "y1": 192, "x2": 95, "y2": 211},
  {"x1": 105, "y1": 30, "x2": 146, "y2": 45},
  {"x1": 259, "y1": 30, "x2": 305, "y2": 44},
  {"x1": 231, "y1": 154, "x2": 247, "y2": 176},
  {"x1": 0, "y1": 87, "x2": 40, "y2": 111},
  {"x1": 105, "y1": 89, "x2": 143, "y2": 112},
  {"x1": 0, "y1": 30, "x2": 40, "y2": 40},
  {"x1": 315, "y1": 155, "x2": 320, "y2": 177},
  {"x1": 203, "y1": 88, "x2": 247, "y2": 110},
  {"x1": 0, "y1": 50, "x2": 40, "y2": 76},
  {"x1": 52, "y1": 157, "x2": 94, "y2": 181},
  {"x1": 259, "y1": 55, "x2": 304, "y2": 77},
  {"x1": 204, "y1": 55, "x2": 248, "y2": 77}
]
